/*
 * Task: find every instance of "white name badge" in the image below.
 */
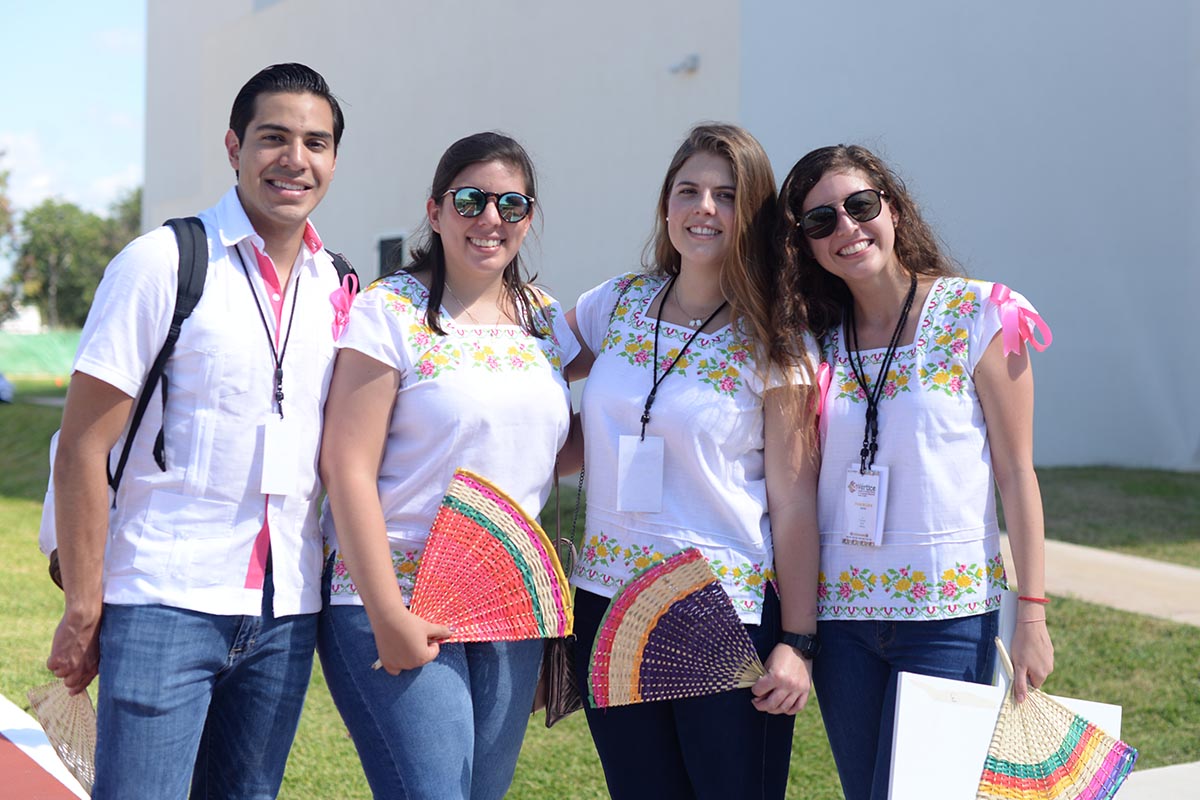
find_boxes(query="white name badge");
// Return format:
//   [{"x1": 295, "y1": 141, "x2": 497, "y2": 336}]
[
  {"x1": 843, "y1": 465, "x2": 888, "y2": 546},
  {"x1": 617, "y1": 434, "x2": 664, "y2": 513},
  {"x1": 261, "y1": 415, "x2": 299, "y2": 496}
]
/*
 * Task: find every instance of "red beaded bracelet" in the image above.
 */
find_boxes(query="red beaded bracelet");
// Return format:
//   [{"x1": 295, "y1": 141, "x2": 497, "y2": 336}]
[{"x1": 1017, "y1": 595, "x2": 1051, "y2": 605}]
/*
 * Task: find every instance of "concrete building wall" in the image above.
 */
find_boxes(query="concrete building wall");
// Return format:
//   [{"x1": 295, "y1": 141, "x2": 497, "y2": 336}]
[
  {"x1": 145, "y1": 0, "x2": 1199, "y2": 469},
  {"x1": 145, "y1": 0, "x2": 741, "y2": 310},
  {"x1": 742, "y1": 0, "x2": 1200, "y2": 469}
]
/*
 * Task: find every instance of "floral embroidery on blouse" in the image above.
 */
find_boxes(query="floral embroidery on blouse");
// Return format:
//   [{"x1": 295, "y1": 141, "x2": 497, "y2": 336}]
[
  {"x1": 816, "y1": 553, "x2": 1007, "y2": 619},
  {"x1": 576, "y1": 531, "x2": 777, "y2": 615},
  {"x1": 828, "y1": 278, "x2": 987, "y2": 402},
  {"x1": 600, "y1": 275, "x2": 756, "y2": 399},
  {"x1": 372, "y1": 273, "x2": 567, "y2": 381},
  {"x1": 328, "y1": 547, "x2": 424, "y2": 601}
]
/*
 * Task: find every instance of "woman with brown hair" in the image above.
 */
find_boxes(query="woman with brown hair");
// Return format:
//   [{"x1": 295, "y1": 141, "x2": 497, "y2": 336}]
[
  {"x1": 565, "y1": 123, "x2": 821, "y2": 799},
  {"x1": 777, "y1": 144, "x2": 1055, "y2": 800}
]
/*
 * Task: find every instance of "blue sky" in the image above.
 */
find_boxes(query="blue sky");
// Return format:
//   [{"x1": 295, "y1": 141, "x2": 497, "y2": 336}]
[{"x1": 1, "y1": 1, "x2": 145, "y2": 222}]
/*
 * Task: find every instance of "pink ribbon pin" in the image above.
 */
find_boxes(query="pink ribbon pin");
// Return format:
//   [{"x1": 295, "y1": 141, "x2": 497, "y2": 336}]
[
  {"x1": 330, "y1": 273, "x2": 359, "y2": 341},
  {"x1": 990, "y1": 283, "x2": 1052, "y2": 356},
  {"x1": 815, "y1": 361, "x2": 832, "y2": 416}
]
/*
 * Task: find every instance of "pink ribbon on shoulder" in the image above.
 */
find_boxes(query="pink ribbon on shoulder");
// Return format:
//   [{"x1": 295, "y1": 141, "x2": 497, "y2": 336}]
[
  {"x1": 330, "y1": 273, "x2": 359, "y2": 341},
  {"x1": 990, "y1": 283, "x2": 1052, "y2": 356},
  {"x1": 815, "y1": 361, "x2": 832, "y2": 416}
]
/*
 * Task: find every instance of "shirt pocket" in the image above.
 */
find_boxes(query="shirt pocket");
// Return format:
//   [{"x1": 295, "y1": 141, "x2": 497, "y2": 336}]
[{"x1": 130, "y1": 490, "x2": 240, "y2": 586}]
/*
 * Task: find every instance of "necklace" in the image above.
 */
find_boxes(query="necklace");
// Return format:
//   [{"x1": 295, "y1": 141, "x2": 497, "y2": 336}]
[
  {"x1": 672, "y1": 282, "x2": 723, "y2": 328},
  {"x1": 444, "y1": 281, "x2": 501, "y2": 326}
]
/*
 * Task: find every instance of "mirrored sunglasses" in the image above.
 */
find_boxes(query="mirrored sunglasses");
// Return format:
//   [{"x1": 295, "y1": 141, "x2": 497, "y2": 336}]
[
  {"x1": 799, "y1": 188, "x2": 887, "y2": 239},
  {"x1": 443, "y1": 187, "x2": 535, "y2": 223}
]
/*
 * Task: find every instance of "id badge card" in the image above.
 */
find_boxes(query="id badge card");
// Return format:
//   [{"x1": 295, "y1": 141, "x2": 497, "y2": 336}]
[
  {"x1": 617, "y1": 435, "x2": 664, "y2": 513},
  {"x1": 843, "y1": 465, "x2": 888, "y2": 546},
  {"x1": 261, "y1": 415, "x2": 299, "y2": 496}
]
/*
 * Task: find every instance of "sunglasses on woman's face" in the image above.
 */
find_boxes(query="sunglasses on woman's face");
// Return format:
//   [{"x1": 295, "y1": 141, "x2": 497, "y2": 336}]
[
  {"x1": 443, "y1": 187, "x2": 535, "y2": 223},
  {"x1": 799, "y1": 188, "x2": 887, "y2": 239}
]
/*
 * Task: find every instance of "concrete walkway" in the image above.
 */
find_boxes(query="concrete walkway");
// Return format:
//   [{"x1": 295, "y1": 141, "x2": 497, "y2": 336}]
[
  {"x1": 999, "y1": 535, "x2": 1200, "y2": 627},
  {"x1": 999, "y1": 535, "x2": 1200, "y2": 798}
]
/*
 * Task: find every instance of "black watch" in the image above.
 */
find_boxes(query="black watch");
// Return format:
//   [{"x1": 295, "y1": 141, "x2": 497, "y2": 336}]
[{"x1": 780, "y1": 631, "x2": 820, "y2": 660}]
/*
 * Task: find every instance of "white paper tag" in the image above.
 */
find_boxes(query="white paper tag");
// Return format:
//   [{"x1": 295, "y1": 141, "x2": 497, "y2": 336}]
[
  {"x1": 617, "y1": 434, "x2": 664, "y2": 512},
  {"x1": 843, "y1": 465, "x2": 888, "y2": 546},
  {"x1": 261, "y1": 415, "x2": 299, "y2": 496}
]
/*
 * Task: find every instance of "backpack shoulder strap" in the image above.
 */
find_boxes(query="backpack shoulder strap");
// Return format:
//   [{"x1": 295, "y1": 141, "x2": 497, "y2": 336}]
[
  {"x1": 108, "y1": 217, "x2": 209, "y2": 494},
  {"x1": 326, "y1": 248, "x2": 356, "y2": 282}
]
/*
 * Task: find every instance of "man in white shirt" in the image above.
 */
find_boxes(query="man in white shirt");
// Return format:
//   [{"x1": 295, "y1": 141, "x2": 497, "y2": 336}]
[{"x1": 47, "y1": 63, "x2": 348, "y2": 799}]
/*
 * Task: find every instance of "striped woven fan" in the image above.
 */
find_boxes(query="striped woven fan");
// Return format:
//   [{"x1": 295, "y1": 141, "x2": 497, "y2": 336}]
[
  {"x1": 589, "y1": 547, "x2": 765, "y2": 707},
  {"x1": 408, "y1": 469, "x2": 572, "y2": 642},
  {"x1": 977, "y1": 639, "x2": 1137, "y2": 800}
]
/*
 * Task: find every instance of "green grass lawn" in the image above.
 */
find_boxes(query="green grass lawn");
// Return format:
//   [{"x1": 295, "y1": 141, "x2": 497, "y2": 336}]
[{"x1": 3, "y1": 387, "x2": 1197, "y2": 798}]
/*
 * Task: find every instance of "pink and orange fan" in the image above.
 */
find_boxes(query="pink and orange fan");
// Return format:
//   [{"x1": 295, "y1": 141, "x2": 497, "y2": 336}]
[{"x1": 408, "y1": 469, "x2": 573, "y2": 642}]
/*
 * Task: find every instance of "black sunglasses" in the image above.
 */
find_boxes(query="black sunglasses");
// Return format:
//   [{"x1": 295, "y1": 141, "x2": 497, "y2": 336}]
[
  {"x1": 799, "y1": 189, "x2": 887, "y2": 239},
  {"x1": 443, "y1": 187, "x2": 535, "y2": 223}
]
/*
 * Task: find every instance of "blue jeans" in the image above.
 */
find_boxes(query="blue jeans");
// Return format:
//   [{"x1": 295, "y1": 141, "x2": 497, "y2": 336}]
[
  {"x1": 574, "y1": 586, "x2": 795, "y2": 800},
  {"x1": 812, "y1": 612, "x2": 999, "y2": 800},
  {"x1": 92, "y1": 572, "x2": 317, "y2": 800},
  {"x1": 317, "y1": 603, "x2": 542, "y2": 800}
]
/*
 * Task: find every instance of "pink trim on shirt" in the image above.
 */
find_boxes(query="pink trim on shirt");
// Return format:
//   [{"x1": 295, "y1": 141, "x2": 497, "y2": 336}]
[{"x1": 245, "y1": 243, "x2": 289, "y2": 590}]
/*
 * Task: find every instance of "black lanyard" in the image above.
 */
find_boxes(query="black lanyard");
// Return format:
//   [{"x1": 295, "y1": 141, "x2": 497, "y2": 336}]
[
  {"x1": 234, "y1": 246, "x2": 301, "y2": 418},
  {"x1": 843, "y1": 273, "x2": 917, "y2": 473},
  {"x1": 640, "y1": 275, "x2": 727, "y2": 440}
]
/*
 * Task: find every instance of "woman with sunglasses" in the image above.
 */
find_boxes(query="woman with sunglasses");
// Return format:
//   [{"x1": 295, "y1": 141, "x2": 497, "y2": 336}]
[
  {"x1": 565, "y1": 123, "x2": 821, "y2": 799},
  {"x1": 777, "y1": 144, "x2": 1055, "y2": 800},
  {"x1": 317, "y1": 131, "x2": 579, "y2": 799}
]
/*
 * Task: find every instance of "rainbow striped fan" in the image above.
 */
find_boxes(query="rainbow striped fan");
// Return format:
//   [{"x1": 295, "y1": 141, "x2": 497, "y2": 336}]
[
  {"x1": 588, "y1": 547, "x2": 765, "y2": 707},
  {"x1": 977, "y1": 639, "x2": 1138, "y2": 800},
  {"x1": 408, "y1": 469, "x2": 572, "y2": 643}
]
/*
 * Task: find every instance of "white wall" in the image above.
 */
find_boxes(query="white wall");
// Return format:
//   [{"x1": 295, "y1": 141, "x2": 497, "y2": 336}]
[
  {"x1": 743, "y1": 0, "x2": 1200, "y2": 469},
  {"x1": 145, "y1": 0, "x2": 741, "y2": 310},
  {"x1": 146, "y1": 0, "x2": 1200, "y2": 470}
]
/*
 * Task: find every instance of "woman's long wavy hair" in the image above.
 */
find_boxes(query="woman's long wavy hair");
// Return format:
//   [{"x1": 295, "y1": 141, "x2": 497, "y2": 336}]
[
  {"x1": 776, "y1": 144, "x2": 961, "y2": 339},
  {"x1": 398, "y1": 131, "x2": 546, "y2": 337},
  {"x1": 645, "y1": 124, "x2": 816, "y2": 418}
]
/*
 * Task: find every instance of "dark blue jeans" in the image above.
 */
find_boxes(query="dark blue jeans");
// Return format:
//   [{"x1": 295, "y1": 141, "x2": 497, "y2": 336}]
[
  {"x1": 93, "y1": 572, "x2": 317, "y2": 800},
  {"x1": 813, "y1": 612, "x2": 998, "y2": 800},
  {"x1": 574, "y1": 585, "x2": 795, "y2": 800}
]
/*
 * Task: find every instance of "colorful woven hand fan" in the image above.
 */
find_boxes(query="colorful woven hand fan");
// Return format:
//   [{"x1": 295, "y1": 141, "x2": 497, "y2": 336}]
[
  {"x1": 589, "y1": 547, "x2": 766, "y2": 707},
  {"x1": 26, "y1": 678, "x2": 96, "y2": 794},
  {"x1": 407, "y1": 469, "x2": 572, "y2": 643},
  {"x1": 977, "y1": 639, "x2": 1137, "y2": 800}
]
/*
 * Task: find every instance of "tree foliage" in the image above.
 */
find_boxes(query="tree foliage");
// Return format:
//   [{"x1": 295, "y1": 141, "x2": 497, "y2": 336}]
[
  {"x1": 5, "y1": 185, "x2": 143, "y2": 329},
  {"x1": 0, "y1": 152, "x2": 14, "y2": 250}
]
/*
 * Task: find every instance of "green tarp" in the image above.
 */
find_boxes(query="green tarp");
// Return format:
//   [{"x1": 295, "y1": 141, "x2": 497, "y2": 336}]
[{"x1": 0, "y1": 331, "x2": 80, "y2": 377}]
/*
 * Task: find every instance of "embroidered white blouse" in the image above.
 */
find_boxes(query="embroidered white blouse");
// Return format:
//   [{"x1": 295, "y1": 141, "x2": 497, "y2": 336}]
[
  {"x1": 816, "y1": 276, "x2": 1049, "y2": 621},
  {"x1": 572, "y1": 273, "x2": 813, "y2": 624},
  {"x1": 323, "y1": 271, "x2": 580, "y2": 605}
]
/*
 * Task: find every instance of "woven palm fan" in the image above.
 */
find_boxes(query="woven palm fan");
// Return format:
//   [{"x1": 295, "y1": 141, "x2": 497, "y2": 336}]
[
  {"x1": 408, "y1": 469, "x2": 572, "y2": 642},
  {"x1": 26, "y1": 678, "x2": 96, "y2": 794},
  {"x1": 977, "y1": 638, "x2": 1137, "y2": 800},
  {"x1": 589, "y1": 547, "x2": 766, "y2": 707}
]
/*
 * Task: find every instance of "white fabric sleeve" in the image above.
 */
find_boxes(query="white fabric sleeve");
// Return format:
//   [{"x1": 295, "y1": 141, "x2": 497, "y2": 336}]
[
  {"x1": 971, "y1": 280, "x2": 1038, "y2": 373},
  {"x1": 763, "y1": 331, "x2": 821, "y2": 391},
  {"x1": 546, "y1": 297, "x2": 582, "y2": 368},
  {"x1": 73, "y1": 228, "x2": 178, "y2": 398},
  {"x1": 336, "y1": 282, "x2": 412, "y2": 377},
  {"x1": 573, "y1": 275, "x2": 625, "y2": 354}
]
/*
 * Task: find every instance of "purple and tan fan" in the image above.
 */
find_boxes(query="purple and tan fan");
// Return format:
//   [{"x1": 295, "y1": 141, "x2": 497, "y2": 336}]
[
  {"x1": 26, "y1": 678, "x2": 96, "y2": 794},
  {"x1": 588, "y1": 547, "x2": 765, "y2": 707},
  {"x1": 977, "y1": 639, "x2": 1137, "y2": 800},
  {"x1": 408, "y1": 469, "x2": 572, "y2": 642}
]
